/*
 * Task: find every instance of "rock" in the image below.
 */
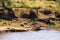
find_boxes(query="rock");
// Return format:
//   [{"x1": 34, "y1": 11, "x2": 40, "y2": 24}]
[
  {"x1": 36, "y1": 18, "x2": 55, "y2": 25},
  {"x1": 48, "y1": 18, "x2": 60, "y2": 21},
  {"x1": 29, "y1": 9, "x2": 38, "y2": 20},
  {"x1": 55, "y1": 12, "x2": 60, "y2": 18},
  {"x1": 12, "y1": 8, "x2": 30, "y2": 18},
  {"x1": 38, "y1": 8, "x2": 56, "y2": 19},
  {"x1": 0, "y1": 7, "x2": 17, "y2": 20},
  {"x1": 31, "y1": 27, "x2": 41, "y2": 31},
  {"x1": 43, "y1": 10, "x2": 52, "y2": 15}
]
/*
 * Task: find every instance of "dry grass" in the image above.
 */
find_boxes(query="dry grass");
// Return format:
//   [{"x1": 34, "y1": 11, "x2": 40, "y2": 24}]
[{"x1": 0, "y1": 20, "x2": 32, "y2": 31}]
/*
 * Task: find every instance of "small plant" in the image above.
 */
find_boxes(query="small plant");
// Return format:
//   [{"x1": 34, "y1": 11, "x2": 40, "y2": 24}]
[{"x1": 48, "y1": 23, "x2": 55, "y2": 27}]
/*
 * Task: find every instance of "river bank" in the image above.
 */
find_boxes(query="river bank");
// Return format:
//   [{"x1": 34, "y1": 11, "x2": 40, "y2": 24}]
[
  {"x1": 0, "y1": 30, "x2": 60, "y2": 40},
  {"x1": 0, "y1": 1, "x2": 60, "y2": 32}
]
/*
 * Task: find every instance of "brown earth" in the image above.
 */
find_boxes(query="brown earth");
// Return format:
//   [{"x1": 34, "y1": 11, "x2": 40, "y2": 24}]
[{"x1": 0, "y1": 6, "x2": 60, "y2": 31}]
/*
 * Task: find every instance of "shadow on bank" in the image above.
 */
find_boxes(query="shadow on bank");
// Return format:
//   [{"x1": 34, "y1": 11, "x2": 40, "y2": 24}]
[{"x1": 0, "y1": 6, "x2": 17, "y2": 21}]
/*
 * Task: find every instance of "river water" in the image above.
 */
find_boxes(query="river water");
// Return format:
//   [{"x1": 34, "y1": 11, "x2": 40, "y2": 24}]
[{"x1": 0, "y1": 30, "x2": 60, "y2": 40}]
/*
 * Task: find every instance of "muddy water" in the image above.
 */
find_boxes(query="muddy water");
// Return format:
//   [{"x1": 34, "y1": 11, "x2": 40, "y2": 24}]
[{"x1": 0, "y1": 30, "x2": 60, "y2": 40}]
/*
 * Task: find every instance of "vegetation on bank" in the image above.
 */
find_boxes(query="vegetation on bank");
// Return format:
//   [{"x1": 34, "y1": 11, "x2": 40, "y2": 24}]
[
  {"x1": 48, "y1": 23, "x2": 60, "y2": 28},
  {"x1": 56, "y1": 0, "x2": 60, "y2": 6},
  {"x1": 0, "y1": 20, "x2": 33, "y2": 31},
  {"x1": 0, "y1": 0, "x2": 59, "y2": 8},
  {"x1": 0, "y1": 0, "x2": 60, "y2": 31},
  {"x1": 5, "y1": 1, "x2": 59, "y2": 8}
]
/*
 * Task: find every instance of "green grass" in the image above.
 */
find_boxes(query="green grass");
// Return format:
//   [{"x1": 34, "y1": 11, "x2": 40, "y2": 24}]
[
  {"x1": 0, "y1": 0, "x2": 60, "y2": 8},
  {"x1": 48, "y1": 23, "x2": 55, "y2": 27},
  {"x1": 48, "y1": 23, "x2": 60, "y2": 28},
  {"x1": 56, "y1": 0, "x2": 60, "y2": 6},
  {"x1": 2, "y1": 1, "x2": 59, "y2": 9},
  {"x1": 0, "y1": 0, "x2": 59, "y2": 9}
]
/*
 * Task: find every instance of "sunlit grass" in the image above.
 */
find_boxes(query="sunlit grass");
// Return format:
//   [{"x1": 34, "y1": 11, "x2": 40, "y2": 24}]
[
  {"x1": 4, "y1": 1, "x2": 59, "y2": 9},
  {"x1": 0, "y1": 0, "x2": 60, "y2": 8}
]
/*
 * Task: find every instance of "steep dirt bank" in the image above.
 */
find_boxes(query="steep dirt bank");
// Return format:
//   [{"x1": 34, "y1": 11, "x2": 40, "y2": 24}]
[{"x1": 0, "y1": 6, "x2": 60, "y2": 31}]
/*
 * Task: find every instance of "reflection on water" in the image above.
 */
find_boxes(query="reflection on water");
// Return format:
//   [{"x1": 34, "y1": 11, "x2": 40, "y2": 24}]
[{"x1": 0, "y1": 30, "x2": 60, "y2": 40}]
